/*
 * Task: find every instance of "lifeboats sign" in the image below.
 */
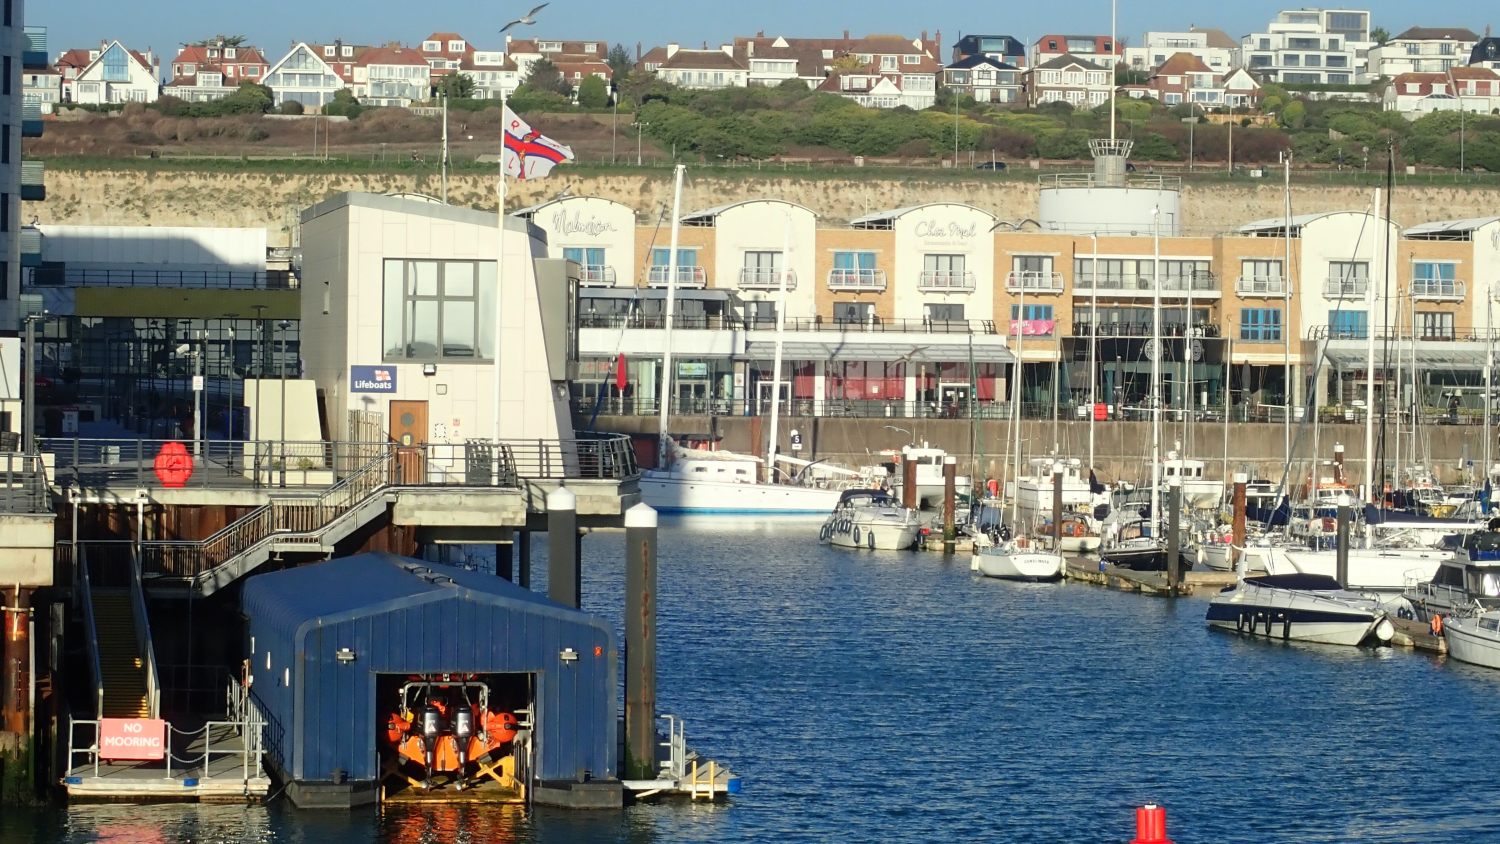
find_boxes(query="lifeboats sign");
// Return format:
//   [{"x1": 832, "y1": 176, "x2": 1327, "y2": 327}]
[
  {"x1": 99, "y1": 718, "x2": 167, "y2": 761},
  {"x1": 350, "y1": 365, "x2": 398, "y2": 393}
]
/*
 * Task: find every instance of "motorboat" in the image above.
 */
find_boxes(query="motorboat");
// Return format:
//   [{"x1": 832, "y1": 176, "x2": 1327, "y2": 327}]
[
  {"x1": 1275, "y1": 546, "x2": 1451, "y2": 593},
  {"x1": 1100, "y1": 518, "x2": 1168, "y2": 571},
  {"x1": 1205, "y1": 573, "x2": 1396, "y2": 646},
  {"x1": 1440, "y1": 610, "x2": 1500, "y2": 670},
  {"x1": 1160, "y1": 452, "x2": 1224, "y2": 510},
  {"x1": 970, "y1": 529, "x2": 1064, "y2": 582},
  {"x1": 1401, "y1": 530, "x2": 1500, "y2": 620},
  {"x1": 821, "y1": 488, "x2": 921, "y2": 551},
  {"x1": 1013, "y1": 456, "x2": 1096, "y2": 514},
  {"x1": 1033, "y1": 511, "x2": 1101, "y2": 553},
  {"x1": 640, "y1": 444, "x2": 843, "y2": 516},
  {"x1": 891, "y1": 444, "x2": 971, "y2": 510},
  {"x1": 1196, "y1": 531, "x2": 1294, "y2": 574}
]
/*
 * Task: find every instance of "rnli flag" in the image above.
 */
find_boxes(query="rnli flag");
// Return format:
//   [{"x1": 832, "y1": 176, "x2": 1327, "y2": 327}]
[{"x1": 502, "y1": 106, "x2": 574, "y2": 181}]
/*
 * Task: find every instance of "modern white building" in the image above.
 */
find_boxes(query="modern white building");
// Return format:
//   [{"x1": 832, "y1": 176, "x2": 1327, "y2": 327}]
[
  {"x1": 653, "y1": 46, "x2": 749, "y2": 89},
  {"x1": 354, "y1": 46, "x2": 430, "y2": 107},
  {"x1": 515, "y1": 196, "x2": 638, "y2": 288},
  {"x1": 1239, "y1": 8, "x2": 1371, "y2": 85},
  {"x1": 1124, "y1": 28, "x2": 1237, "y2": 74},
  {"x1": 263, "y1": 43, "x2": 349, "y2": 109},
  {"x1": 1368, "y1": 27, "x2": 1479, "y2": 78},
  {"x1": 69, "y1": 40, "x2": 160, "y2": 104},
  {"x1": 851, "y1": 204, "x2": 999, "y2": 337}
]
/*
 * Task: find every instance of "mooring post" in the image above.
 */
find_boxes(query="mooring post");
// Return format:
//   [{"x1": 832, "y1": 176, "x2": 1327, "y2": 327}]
[
  {"x1": 942, "y1": 455, "x2": 957, "y2": 551},
  {"x1": 1335, "y1": 492, "x2": 1352, "y2": 588},
  {"x1": 547, "y1": 485, "x2": 578, "y2": 608},
  {"x1": 1231, "y1": 472, "x2": 1247, "y2": 573},
  {"x1": 623, "y1": 502, "x2": 658, "y2": 781},
  {"x1": 902, "y1": 457, "x2": 918, "y2": 511},
  {"x1": 517, "y1": 530, "x2": 532, "y2": 590},
  {"x1": 1167, "y1": 477, "x2": 1182, "y2": 593},
  {"x1": 1051, "y1": 461, "x2": 1064, "y2": 552}
]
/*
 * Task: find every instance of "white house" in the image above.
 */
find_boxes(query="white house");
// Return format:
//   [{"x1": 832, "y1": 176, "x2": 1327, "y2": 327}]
[
  {"x1": 1368, "y1": 27, "x2": 1478, "y2": 78},
  {"x1": 943, "y1": 55, "x2": 1023, "y2": 105},
  {"x1": 653, "y1": 45, "x2": 749, "y2": 89},
  {"x1": 70, "y1": 40, "x2": 159, "y2": 105},
  {"x1": 464, "y1": 51, "x2": 519, "y2": 100},
  {"x1": 1124, "y1": 28, "x2": 1236, "y2": 74},
  {"x1": 1239, "y1": 8, "x2": 1371, "y2": 85},
  {"x1": 1027, "y1": 54, "x2": 1112, "y2": 108},
  {"x1": 355, "y1": 46, "x2": 430, "y2": 106},
  {"x1": 263, "y1": 43, "x2": 348, "y2": 109}
]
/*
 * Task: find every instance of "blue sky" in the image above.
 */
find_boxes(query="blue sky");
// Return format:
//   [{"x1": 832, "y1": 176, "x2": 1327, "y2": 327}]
[{"x1": 38, "y1": 1, "x2": 1491, "y2": 61}]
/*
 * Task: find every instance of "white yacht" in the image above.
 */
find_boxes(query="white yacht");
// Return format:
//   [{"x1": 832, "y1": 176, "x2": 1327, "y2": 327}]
[
  {"x1": 1401, "y1": 531, "x2": 1500, "y2": 620},
  {"x1": 821, "y1": 489, "x2": 921, "y2": 551},
  {"x1": 640, "y1": 445, "x2": 843, "y2": 516},
  {"x1": 1206, "y1": 573, "x2": 1395, "y2": 646},
  {"x1": 970, "y1": 531, "x2": 1065, "y2": 582},
  {"x1": 891, "y1": 444, "x2": 970, "y2": 509},
  {"x1": 1441, "y1": 610, "x2": 1500, "y2": 670},
  {"x1": 1274, "y1": 546, "x2": 1451, "y2": 593},
  {"x1": 1014, "y1": 456, "x2": 1095, "y2": 513},
  {"x1": 1161, "y1": 452, "x2": 1224, "y2": 510}
]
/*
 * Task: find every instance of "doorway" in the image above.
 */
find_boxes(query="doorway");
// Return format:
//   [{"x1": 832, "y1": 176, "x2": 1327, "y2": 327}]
[
  {"x1": 390, "y1": 399, "x2": 428, "y2": 484},
  {"x1": 756, "y1": 381, "x2": 790, "y2": 416}
]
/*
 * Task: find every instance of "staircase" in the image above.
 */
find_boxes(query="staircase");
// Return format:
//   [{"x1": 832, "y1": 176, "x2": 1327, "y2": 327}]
[{"x1": 91, "y1": 590, "x2": 152, "y2": 718}]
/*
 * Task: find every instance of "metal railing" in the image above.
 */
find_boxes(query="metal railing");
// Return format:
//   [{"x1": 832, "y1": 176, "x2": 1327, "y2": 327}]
[
  {"x1": 77, "y1": 547, "x2": 105, "y2": 722},
  {"x1": 1306, "y1": 324, "x2": 1500, "y2": 342},
  {"x1": 0, "y1": 452, "x2": 51, "y2": 513},
  {"x1": 1235, "y1": 275, "x2": 1287, "y2": 296},
  {"x1": 1005, "y1": 271, "x2": 1065, "y2": 292},
  {"x1": 1073, "y1": 272, "x2": 1218, "y2": 294},
  {"x1": 1411, "y1": 279, "x2": 1465, "y2": 300},
  {"x1": 827, "y1": 268, "x2": 887, "y2": 291},
  {"x1": 576, "y1": 265, "x2": 617, "y2": 286},
  {"x1": 1038, "y1": 172, "x2": 1182, "y2": 190},
  {"x1": 66, "y1": 708, "x2": 265, "y2": 785},
  {"x1": 580, "y1": 312, "x2": 735, "y2": 331},
  {"x1": 22, "y1": 26, "x2": 47, "y2": 64},
  {"x1": 128, "y1": 548, "x2": 161, "y2": 719},
  {"x1": 646, "y1": 265, "x2": 707, "y2": 287},
  {"x1": 917, "y1": 271, "x2": 976, "y2": 292},
  {"x1": 1071, "y1": 321, "x2": 1223, "y2": 338},
  {"x1": 26, "y1": 267, "x2": 298, "y2": 290},
  {"x1": 738, "y1": 268, "x2": 797, "y2": 290},
  {"x1": 1322, "y1": 276, "x2": 1369, "y2": 298},
  {"x1": 20, "y1": 160, "x2": 44, "y2": 198},
  {"x1": 42, "y1": 438, "x2": 371, "y2": 490},
  {"x1": 763, "y1": 317, "x2": 998, "y2": 334}
]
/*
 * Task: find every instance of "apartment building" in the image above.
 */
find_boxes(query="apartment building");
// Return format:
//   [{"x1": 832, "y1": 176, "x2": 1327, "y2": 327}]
[
  {"x1": 951, "y1": 34, "x2": 1026, "y2": 68},
  {"x1": 1125, "y1": 28, "x2": 1236, "y2": 74},
  {"x1": 1368, "y1": 27, "x2": 1479, "y2": 78},
  {"x1": 1239, "y1": 8, "x2": 1372, "y2": 85}
]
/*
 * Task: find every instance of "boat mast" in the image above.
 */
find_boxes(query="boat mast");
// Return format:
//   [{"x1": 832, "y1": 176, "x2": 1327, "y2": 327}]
[
  {"x1": 1151, "y1": 206, "x2": 1162, "y2": 523},
  {"x1": 1012, "y1": 282, "x2": 1026, "y2": 528},
  {"x1": 1486, "y1": 295, "x2": 1494, "y2": 509},
  {"x1": 764, "y1": 216, "x2": 791, "y2": 484},
  {"x1": 1088, "y1": 233, "x2": 1099, "y2": 474},
  {"x1": 1364, "y1": 187, "x2": 1379, "y2": 536},
  {"x1": 1282, "y1": 155, "x2": 1293, "y2": 489},
  {"x1": 656, "y1": 164, "x2": 685, "y2": 466}
]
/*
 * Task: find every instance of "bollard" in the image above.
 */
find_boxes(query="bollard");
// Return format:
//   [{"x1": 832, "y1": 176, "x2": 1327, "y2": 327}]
[
  {"x1": 1231, "y1": 472, "x2": 1247, "y2": 572},
  {"x1": 623, "y1": 502, "x2": 658, "y2": 780},
  {"x1": 517, "y1": 529, "x2": 532, "y2": 590},
  {"x1": 1167, "y1": 477, "x2": 1181, "y2": 593},
  {"x1": 942, "y1": 456, "x2": 957, "y2": 550},
  {"x1": 1335, "y1": 492, "x2": 1352, "y2": 588},
  {"x1": 1129, "y1": 804, "x2": 1174, "y2": 844},
  {"x1": 1332, "y1": 442, "x2": 1345, "y2": 485},
  {"x1": 547, "y1": 485, "x2": 578, "y2": 608},
  {"x1": 902, "y1": 457, "x2": 919, "y2": 511},
  {"x1": 1051, "y1": 462, "x2": 1065, "y2": 552}
]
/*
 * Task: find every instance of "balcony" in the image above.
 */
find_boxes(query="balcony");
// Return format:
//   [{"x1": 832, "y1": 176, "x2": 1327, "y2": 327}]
[
  {"x1": 917, "y1": 270, "x2": 976, "y2": 292},
  {"x1": 1411, "y1": 279, "x2": 1465, "y2": 301},
  {"x1": 23, "y1": 27, "x2": 48, "y2": 69},
  {"x1": 19, "y1": 228, "x2": 41, "y2": 268},
  {"x1": 646, "y1": 265, "x2": 707, "y2": 288},
  {"x1": 20, "y1": 161, "x2": 44, "y2": 202},
  {"x1": 1005, "y1": 271, "x2": 1064, "y2": 293},
  {"x1": 827, "y1": 268, "x2": 887, "y2": 292},
  {"x1": 575, "y1": 265, "x2": 617, "y2": 287},
  {"x1": 738, "y1": 267, "x2": 797, "y2": 291},
  {"x1": 1322, "y1": 276, "x2": 1368, "y2": 298},
  {"x1": 1235, "y1": 275, "x2": 1287, "y2": 296},
  {"x1": 22, "y1": 99, "x2": 44, "y2": 138},
  {"x1": 1073, "y1": 272, "x2": 1219, "y2": 297}
]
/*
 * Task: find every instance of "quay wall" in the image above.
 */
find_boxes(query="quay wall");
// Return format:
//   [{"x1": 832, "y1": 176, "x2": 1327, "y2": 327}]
[
  {"x1": 30, "y1": 167, "x2": 1500, "y2": 244},
  {"x1": 598, "y1": 415, "x2": 1487, "y2": 487}
]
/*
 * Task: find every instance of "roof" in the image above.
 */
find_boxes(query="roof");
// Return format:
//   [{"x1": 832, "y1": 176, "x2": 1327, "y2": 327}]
[
  {"x1": 1449, "y1": 66, "x2": 1500, "y2": 80},
  {"x1": 659, "y1": 49, "x2": 745, "y2": 71},
  {"x1": 1405, "y1": 216, "x2": 1500, "y2": 236},
  {"x1": 171, "y1": 44, "x2": 268, "y2": 67},
  {"x1": 512, "y1": 195, "x2": 631, "y2": 216},
  {"x1": 851, "y1": 203, "x2": 996, "y2": 227},
  {"x1": 680, "y1": 199, "x2": 814, "y2": 223},
  {"x1": 57, "y1": 49, "x2": 94, "y2": 70},
  {"x1": 301, "y1": 191, "x2": 533, "y2": 234},
  {"x1": 1394, "y1": 27, "x2": 1480, "y2": 42},
  {"x1": 1033, "y1": 53, "x2": 1107, "y2": 71},
  {"x1": 1191, "y1": 27, "x2": 1237, "y2": 49},
  {"x1": 946, "y1": 55, "x2": 1019, "y2": 71},
  {"x1": 1152, "y1": 52, "x2": 1213, "y2": 76},
  {"x1": 358, "y1": 46, "x2": 430, "y2": 67},
  {"x1": 1236, "y1": 211, "x2": 1361, "y2": 234}
]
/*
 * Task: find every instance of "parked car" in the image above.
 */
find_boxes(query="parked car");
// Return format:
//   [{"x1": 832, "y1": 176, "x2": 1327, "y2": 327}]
[{"x1": 975, "y1": 161, "x2": 1007, "y2": 171}]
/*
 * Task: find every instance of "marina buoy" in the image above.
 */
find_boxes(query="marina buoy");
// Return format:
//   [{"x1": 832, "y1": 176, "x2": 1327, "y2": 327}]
[{"x1": 1129, "y1": 804, "x2": 1173, "y2": 844}]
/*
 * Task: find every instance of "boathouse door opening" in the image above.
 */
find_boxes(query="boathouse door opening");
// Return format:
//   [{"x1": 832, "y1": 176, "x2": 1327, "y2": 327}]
[{"x1": 389, "y1": 399, "x2": 428, "y2": 484}]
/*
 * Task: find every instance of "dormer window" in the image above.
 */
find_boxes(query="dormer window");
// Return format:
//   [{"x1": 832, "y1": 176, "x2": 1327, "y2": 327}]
[
  {"x1": 585, "y1": 43, "x2": 598, "y2": 53},
  {"x1": 448, "y1": 40, "x2": 464, "y2": 52},
  {"x1": 225, "y1": 48, "x2": 237, "y2": 59},
  {"x1": 423, "y1": 41, "x2": 441, "y2": 52},
  {"x1": 539, "y1": 41, "x2": 561, "y2": 52},
  {"x1": 324, "y1": 46, "x2": 335, "y2": 57},
  {"x1": 207, "y1": 48, "x2": 219, "y2": 58}
]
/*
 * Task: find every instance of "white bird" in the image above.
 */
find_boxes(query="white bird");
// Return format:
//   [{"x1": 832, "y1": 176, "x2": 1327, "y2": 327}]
[{"x1": 499, "y1": 3, "x2": 549, "y2": 33}]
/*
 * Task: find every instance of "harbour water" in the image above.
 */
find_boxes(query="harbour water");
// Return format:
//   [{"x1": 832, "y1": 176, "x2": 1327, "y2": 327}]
[{"x1": 11, "y1": 517, "x2": 1500, "y2": 843}]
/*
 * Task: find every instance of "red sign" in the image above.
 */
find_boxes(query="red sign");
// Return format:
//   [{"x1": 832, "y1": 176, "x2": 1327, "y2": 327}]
[
  {"x1": 99, "y1": 718, "x2": 167, "y2": 761},
  {"x1": 614, "y1": 353, "x2": 628, "y2": 391},
  {"x1": 153, "y1": 441, "x2": 194, "y2": 488}
]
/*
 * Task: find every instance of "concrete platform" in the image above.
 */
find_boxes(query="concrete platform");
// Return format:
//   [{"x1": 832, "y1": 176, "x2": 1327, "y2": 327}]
[
  {"x1": 64, "y1": 722, "x2": 269, "y2": 803},
  {"x1": 1390, "y1": 616, "x2": 1448, "y2": 654},
  {"x1": 1063, "y1": 559, "x2": 1241, "y2": 597}
]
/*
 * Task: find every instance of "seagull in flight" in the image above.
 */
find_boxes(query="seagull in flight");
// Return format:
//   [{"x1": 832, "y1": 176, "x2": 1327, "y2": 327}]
[{"x1": 500, "y1": 3, "x2": 549, "y2": 33}]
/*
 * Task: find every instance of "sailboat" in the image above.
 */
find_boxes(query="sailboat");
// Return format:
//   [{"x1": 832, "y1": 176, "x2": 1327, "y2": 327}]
[
  {"x1": 971, "y1": 281, "x2": 1065, "y2": 581},
  {"x1": 638, "y1": 165, "x2": 843, "y2": 516}
]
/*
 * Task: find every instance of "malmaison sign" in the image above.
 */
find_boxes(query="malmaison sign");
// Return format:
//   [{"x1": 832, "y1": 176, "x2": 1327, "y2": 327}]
[{"x1": 551, "y1": 209, "x2": 619, "y2": 238}]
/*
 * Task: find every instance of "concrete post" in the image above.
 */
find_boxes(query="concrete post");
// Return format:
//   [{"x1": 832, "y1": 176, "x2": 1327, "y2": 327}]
[
  {"x1": 902, "y1": 458, "x2": 918, "y2": 511},
  {"x1": 942, "y1": 456, "x2": 957, "y2": 550},
  {"x1": 547, "y1": 485, "x2": 578, "y2": 608},
  {"x1": 1167, "y1": 477, "x2": 1182, "y2": 593},
  {"x1": 1051, "y1": 461, "x2": 1065, "y2": 552},
  {"x1": 1231, "y1": 472, "x2": 1248, "y2": 571},
  {"x1": 517, "y1": 530, "x2": 532, "y2": 590},
  {"x1": 1335, "y1": 494, "x2": 1352, "y2": 588},
  {"x1": 623, "y1": 502, "x2": 658, "y2": 781}
]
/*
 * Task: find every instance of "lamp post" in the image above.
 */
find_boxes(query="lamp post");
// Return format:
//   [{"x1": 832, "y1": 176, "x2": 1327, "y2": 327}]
[
  {"x1": 251, "y1": 304, "x2": 267, "y2": 473},
  {"x1": 277, "y1": 319, "x2": 291, "y2": 489},
  {"x1": 633, "y1": 121, "x2": 650, "y2": 166},
  {"x1": 22, "y1": 312, "x2": 43, "y2": 454},
  {"x1": 1460, "y1": 106, "x2": 1466, "y2": 174}
]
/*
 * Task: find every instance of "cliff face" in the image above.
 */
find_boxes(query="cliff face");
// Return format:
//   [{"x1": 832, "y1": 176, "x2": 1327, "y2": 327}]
[{"x1": 31, "y1": 166, "x2": 1496, "y2": 246}]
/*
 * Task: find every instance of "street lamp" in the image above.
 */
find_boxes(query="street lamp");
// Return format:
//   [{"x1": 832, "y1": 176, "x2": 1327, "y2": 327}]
[
  {"x1": 276, "y1": 319, "x2": 291, "y2": 488},
  {"x1": 1182, "y1": 104, "x2": 1203, "y2": 171},
  {"x1": 633, "y1": 121, "x2": 650, "y2": 166},
  {"x1": 21, "y1": 312, "x2": 44, "y2": 454}
]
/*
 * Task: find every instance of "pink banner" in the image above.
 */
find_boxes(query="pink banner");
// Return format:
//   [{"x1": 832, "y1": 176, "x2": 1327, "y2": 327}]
[
  {"x1": 1009, "y1": 319, "x2": 1056, "y2": 336},
  {"x1": 99, "y1": 718, "x2": 167, "y2": 761}
]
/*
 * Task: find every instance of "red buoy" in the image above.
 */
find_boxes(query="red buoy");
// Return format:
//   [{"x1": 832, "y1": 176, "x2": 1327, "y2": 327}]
[{"x1": 1130, "y1": 804, "x2": 1173, "y2": 844}]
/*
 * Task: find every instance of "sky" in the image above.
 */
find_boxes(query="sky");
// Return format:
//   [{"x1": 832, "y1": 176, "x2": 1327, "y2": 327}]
[{"x1": 35, "y1": 0, "x2": 1492, "y2": 62}]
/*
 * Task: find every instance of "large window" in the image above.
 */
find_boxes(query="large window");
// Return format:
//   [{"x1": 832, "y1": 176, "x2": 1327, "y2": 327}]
[
  {"x1": 1240, "y1": 308, "x2": 1282, "y2": 342},
  {"x1": 383, "y1": 259, "x2": 496, "y2": 360},
  {"x1": 834, "y1": 302, "x2": 875, "y2": 323},
  {"x1": 1417, "y1": 312, "x2": 1455, "y2": 340},
  {"x1": 101, "y1": 44, "x2": 131, "y2": 83},
  {"x1": 1329, "y1": 309, "x2": 1368, "y2": 339},
  {"x1": 927, "y1": 303, "x2": 966, "y2": 321},
  {"x1": 1413, "y1": 261, "x2": 1459, "y2": 297},
  {"x1": 1010, "y1": 304, "x2": 1054, "y2": 336}
]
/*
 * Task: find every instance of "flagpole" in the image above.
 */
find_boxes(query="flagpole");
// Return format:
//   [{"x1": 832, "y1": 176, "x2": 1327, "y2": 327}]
[{"x1": 493, "y1": 82, "x2": 509, "y2": 444}]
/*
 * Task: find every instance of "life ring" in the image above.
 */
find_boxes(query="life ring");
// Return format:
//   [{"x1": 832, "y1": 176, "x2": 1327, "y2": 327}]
[
  {"x1": 852, "y1": 526, "x2": 862, "y2": 545},
  {"x1": 1431, "y1": 614, "x2": 1444, "y2": 636}
]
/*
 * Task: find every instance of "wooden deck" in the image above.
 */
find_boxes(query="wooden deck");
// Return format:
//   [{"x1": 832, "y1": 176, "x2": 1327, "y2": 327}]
[
  {"x1": 64, "y1": 722, "x2": 270, "y2": 803},
  {"x1": 1063, "y1": 558, "x2": 1242, "y2": 597}
]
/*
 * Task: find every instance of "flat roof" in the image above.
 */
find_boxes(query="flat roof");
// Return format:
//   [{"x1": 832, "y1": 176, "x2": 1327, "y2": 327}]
[
  {"x1": 680, "y1": 199, "x2": 815, "y2": 225},
  {"x1": 300, "y1": 191, "x2": 533, "y2": 234},
  {"x1": 851, "y1": 203, "x2": 997, "y2": 228},
  {"x1": 1405, "y1": 216, "x2": 1500, "y2": 236}
]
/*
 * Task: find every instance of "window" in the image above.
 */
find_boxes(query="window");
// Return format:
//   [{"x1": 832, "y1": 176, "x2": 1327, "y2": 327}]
[
  {"x1": 448, "y1": 40, "x2": 465, "y2": 52},
  {"x1": 342, "y1": 46, "x2": 353, "y2": 57},
  {"x1": 904, "y1": 54, "x2": 920, "y2": 65},
  {"x1": 1413, "y1": 261, "x2": 1458, "y2": 296},
  {"x1": 1329, "y1": 310, "x2": 1368, "y2": 339},
  {"x1": 922, "y1": 254, "x2": 968, "y2": 289},
  {"x1": 324, "y1": 46, "x2": 336, "y2": 57},
  {"x1": 1328, "y1": 261, "x2": 1368, "y2": 293},
  {"x1": 1239, "y1": 259, "x2": 1283, "y2": 293},
  {"x1": 651, "y1": 247, "x2": 698, "y2": 267},
  {"x1": 743, "y1": 250, "x2": 781, "y2": 276},
  {"x1": 745, "y1": 301, "x2": 777, "y2": 324},
  {"x1": 1240, "y1": 308, "x2": 1282, "y2": 341},
  {"x1": 831, "y1": 251, "x2": 879, "y2": 287},
  {"x1": 834, "y1": 301, "x2": 874, "y2": 323},
  {"x1": 564, "y1": 247, "x2": 608, "y2": 284},
  {"x1": 2, "y1": 57, "x2": 9, "y2": 95},
  {"x1": 881, "y1": 55, "x2": 898, "y2": 70},
  {"x1": 1009, "y1": 304, "x2": 1054, "y2": 335},
  {"x1": 100, "y1": 44, "x2": 130, "y2": 82},
  {"x1": 383, "y1": 259, "x2": 497, "y2": 360},
  {"x1": 928, "y1": 303, "x2": 965, "y2": 321},
  {"x1": 225, "y1": 48, "x2": 237, "y2": 59},
  {"x1": 1417, "y1": 312, "x2": 1455, "y2": 340},
  {"x1": 3, "y1": 0, "x2": 10, "y2": 26},
  {"x1": 423, "y1": 41, "x2": 441, "y2": 52}
]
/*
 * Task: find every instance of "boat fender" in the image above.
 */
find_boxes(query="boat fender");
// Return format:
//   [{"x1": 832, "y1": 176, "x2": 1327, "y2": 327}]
[
  {"x1": 820, "y1": 523, "x2": 831, "y2": 542},
  {"x1": 1282, "y1": 618, "x2": 1291, "y2": 640},
  {"x1": 852, "y1": 526, "x2": 861, "y2": 546},
  {"x1": 1431, "y1": 614, "x2": 1444, "y2": 637},
  {"x1": 867, "y1": 529, "x2": 876, "y2": 550}
]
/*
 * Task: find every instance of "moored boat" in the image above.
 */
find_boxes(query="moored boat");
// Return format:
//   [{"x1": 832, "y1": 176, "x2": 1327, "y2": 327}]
[
  {"x1": 970, "y1": 531, "x2": 1064, "y2": 582},
  {"x1": 821, "y1": 489, "x2": 921, "y2": 550},
  {"x1": 1206, "y1": 573, "x2": 1395, "y2": 646},
  {"x1": 1441, "y1": 610, "x2": 1500, "y2": 670}
]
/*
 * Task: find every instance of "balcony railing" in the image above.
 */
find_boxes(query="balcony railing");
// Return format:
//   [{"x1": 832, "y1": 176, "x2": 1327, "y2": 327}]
[
  {"x1": 1073, "y1": 272, "x2": 1218, "y2": 295},
  {"x1": 1072, "y1": 321, "x2": 1223, "y2": 338},
  {"x1": 827, "y1": 268, "x2": 887, "y2": 292},
  {"x1": 20, "y1": 228, "x2": 41, "y2": 268},
  {"x1": 23, "y1": 27, "x2": 48, "y2": 68},
  {"x1": 574, "y1": 264, "x2": 617, "y2": 286},
  {"x1": 26, "y1": 267, "x2": 298, "y2": 290},
  {"x1": 646, "y1": 265, "x2": 707, "y2": 288},
  {"x1": 917, "y1": 270, "x2": 976, "y2": 292},
  {"x1": 1411, "y1": 279, "x2": 1465, "y2": 301},
  {"x1": 738, "y1": 268, "x2": 797, "y2": 290},
  {"x1": 1307, "y1": 324, "x2": 1500, "y2": 342},
  {"x1": 20, "y1": 160, "x2": 44, "y2": 201},
  {"x1": 1005, "y1": 271, "x2": 1065, "y2": 293},
  {"x1": 22, "y1": 99, "x2": 44, "y2": 138},
  {"x1": 1235, "y1": 275, "x2": 1287, "y2": 296},
  {"x1": 1322, "y1": 276, "x2": 1369, "y2": 298}
]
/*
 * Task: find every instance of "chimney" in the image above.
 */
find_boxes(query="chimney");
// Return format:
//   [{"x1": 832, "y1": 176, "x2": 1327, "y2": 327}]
[
  {"x1": 922, "y1": 30, "x2": 929, "y2": 43},
  {"x1": 721, "y1": 44, "x2": 734, "y2": 58},
  {"x1": 635, "y1": 41, "x2": 641, "y2": 62},
  {"x1": 666, "y1": 43, "x2": 679, "y2": 59},
  {"x1": 843, "y1": 30, "x2": 850, "y2": 41}
]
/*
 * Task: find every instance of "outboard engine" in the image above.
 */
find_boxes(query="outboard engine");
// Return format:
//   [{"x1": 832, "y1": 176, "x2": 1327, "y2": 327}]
[
  {"x1": 452, "y1": 706, "x2": 475, "y2": 787},
  {"x1": 419, "y1": 702, "x2": 445, "y2": 785}
]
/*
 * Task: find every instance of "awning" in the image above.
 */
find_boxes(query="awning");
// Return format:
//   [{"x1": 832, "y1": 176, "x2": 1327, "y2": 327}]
[
  {"x1": 1321, "y1": 340, "x2": 1490, "y2": 371},
  {"x1": 746, "y1": 335, "x2": 1014, "y2": 364}
]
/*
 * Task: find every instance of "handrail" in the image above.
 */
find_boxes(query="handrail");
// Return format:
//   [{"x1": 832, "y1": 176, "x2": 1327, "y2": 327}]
[
  {"x1": 77, "y1": 547, "x2": 105, "y2": 722},
  {"x1": 128, "y1": 547, "x2": 161, "y2": 718}
]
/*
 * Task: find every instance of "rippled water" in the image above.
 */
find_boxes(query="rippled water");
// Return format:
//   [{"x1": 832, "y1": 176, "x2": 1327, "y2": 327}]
[{"x1": 12, "y1": 518, "x2": 1500, "y2": 843}]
